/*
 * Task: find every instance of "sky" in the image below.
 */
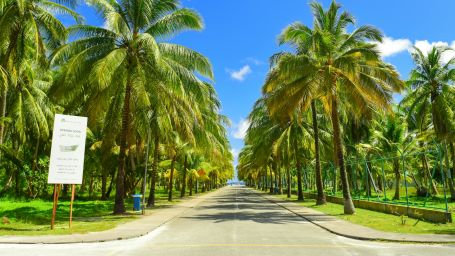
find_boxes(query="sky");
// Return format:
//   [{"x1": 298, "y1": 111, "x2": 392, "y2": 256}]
[{"x1": 72, "y1": 0, "x2": 455, "y2": 180}]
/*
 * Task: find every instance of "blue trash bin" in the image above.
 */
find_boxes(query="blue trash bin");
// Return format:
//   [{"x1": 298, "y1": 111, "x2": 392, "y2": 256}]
[{"x1": 132, "y1": 194, "x2": 142, "y2": 211}]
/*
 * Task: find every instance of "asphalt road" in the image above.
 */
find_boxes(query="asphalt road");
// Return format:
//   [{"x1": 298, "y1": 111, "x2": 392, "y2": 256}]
[{"x1": 1, "y1": 186, "x2": 454, "y2": 256}]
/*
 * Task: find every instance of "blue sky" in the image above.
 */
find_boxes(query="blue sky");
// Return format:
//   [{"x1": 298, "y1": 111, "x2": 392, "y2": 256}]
[{"x1": 73, "y1": 0, "x2": 455, "y2": 178}]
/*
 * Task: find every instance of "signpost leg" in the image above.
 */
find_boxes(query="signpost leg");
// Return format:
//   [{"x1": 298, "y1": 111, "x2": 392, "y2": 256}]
[
  {"x1": 69, "y1": 184, "x2": 76, "y2": 228},
  {"x1": 51, "y1": 184, "x2": 61, "y2": 230}
]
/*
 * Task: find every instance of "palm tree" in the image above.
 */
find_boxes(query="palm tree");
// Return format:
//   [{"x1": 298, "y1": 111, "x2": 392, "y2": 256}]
[
  {"x1": 0, "y1": 59, "x2": 58, "y2": 197},
  {"x1": 402, "y1": 46, "x2": 455, "y2": 201},
  {"x1": 370, "y1": 113, "x2": 409, "y2": 200},
  {"x1": 400, "y1": 94, "x2": 439, "y2": 195},
  {"x1": 272, "y1": 110, "x2": 313, "y2": 200},
  {"x1": 263, "y1": 0, "x2": 403, "y2": 214},
  {"x1": 51, "y1": 0, "x2": 213, "y2": 214},
  {"x1": 0, "y1": 0, "x2": 80, "y2": 147},
  {"x1": 162, "y1": 132, "x2": 188, "y2": 201}
]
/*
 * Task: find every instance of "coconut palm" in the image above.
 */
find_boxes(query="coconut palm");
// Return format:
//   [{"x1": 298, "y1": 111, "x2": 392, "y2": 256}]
[
  {"x1": 0, "y1": 59, "x2": 59, "y2": 197},
  {"x1": 402, "y1": 46, "x2": 455, "y2": 201},
  {"x1": 370, "y1": 113, "x2": 409, "y2": 200},
  {"x1": 263, "y1": 0, "x2": 403, "y2": 214},
  {"x1": 0, "y1": 0, "x2": 80, "y2": 147},
  {"x1": 400, "y1": 94, "x2": 439, "y2": 195},
  {"x1": 51, "y1": 0, "x2": 213, "y2": 214},
  {"x1": 271, "y1": 110, "x2": 314, "y2": 200},
  {"x1": 265, "y1": 52, "x2": 327, "y2": 204}
]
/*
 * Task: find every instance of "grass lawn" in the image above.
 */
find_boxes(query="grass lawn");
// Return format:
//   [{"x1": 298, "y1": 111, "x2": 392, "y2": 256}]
[
  {"x1": 272, "y1": 192, "x2": 455, "y2": 235},
  {"x1": 0, "y1": 187, "x2": 202, "y2": 236}
]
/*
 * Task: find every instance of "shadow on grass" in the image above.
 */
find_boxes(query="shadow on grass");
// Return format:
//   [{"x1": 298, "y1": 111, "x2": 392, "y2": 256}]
[
  {"x1": 433, "y1": 229, "x2": 455, "y2": 235},
  {"x1": 0, "y1": 226, "x2": 48, "y2": 232}
]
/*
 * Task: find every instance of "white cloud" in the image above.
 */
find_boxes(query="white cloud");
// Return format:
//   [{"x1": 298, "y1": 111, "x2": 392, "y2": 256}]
[
  {"x1": 413, "y1": 40, "x2": 448, "y2": 53},
  {"x1": 232, "y1": 119, "x2": 250, "y2": 139},
  {"x1": 412, "y1": 40, "x2": 455, "y2": 63},
  {"x1": 374, "y1": 37, "x2": 455, "y2": 62},
  {"x1": 375, "y1": 36, "x2": 412, "y2": 58},
  {"x1": 229, "y1": 65, "x2": 252, "y2": 81}
]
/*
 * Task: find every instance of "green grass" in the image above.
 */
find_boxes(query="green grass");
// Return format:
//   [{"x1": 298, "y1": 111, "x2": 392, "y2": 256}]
[
  {"x1": 0, "y1": 187, "x2": 203, "y2": 236},
  {"x1": 273, "y1": 193, "x2": 455, "y2": 235},
  {"x1": 0, "y1": 198, "x2": 134, "y2": 236}
]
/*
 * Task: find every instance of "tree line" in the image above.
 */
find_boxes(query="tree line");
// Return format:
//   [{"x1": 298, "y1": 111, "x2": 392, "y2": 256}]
[
  {"x1": 0, "y1": 0, "x2": 234, "y2": 214},
  {"x1": 238, "y1": 0, "x2": 455, "y2": 214}
]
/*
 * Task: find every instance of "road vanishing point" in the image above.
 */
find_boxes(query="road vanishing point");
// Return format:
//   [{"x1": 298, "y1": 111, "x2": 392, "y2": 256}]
[{"x1": 1, "y1": 186, "x2": 454, "y2": 256}]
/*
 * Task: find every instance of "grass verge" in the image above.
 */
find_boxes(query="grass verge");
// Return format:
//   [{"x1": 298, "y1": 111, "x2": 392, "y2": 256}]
[
  {"x1": 272, "y1": 192, "x2": 455, "y2": 235},
  {"x1": 0, "y1": 187, "x2": 207, "y2": 236}
]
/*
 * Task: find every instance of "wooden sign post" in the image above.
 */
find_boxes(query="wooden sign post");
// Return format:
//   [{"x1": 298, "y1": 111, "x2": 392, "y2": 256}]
[
  {"x1": 51, "y1": 184, "x2": 61, "y2": 230},
  {"x1": 48, "y1": 114, "x2": 87, "y2": 230},
  {"x1": 69, "y1": 184, "x2": 76, "y2": 228}
]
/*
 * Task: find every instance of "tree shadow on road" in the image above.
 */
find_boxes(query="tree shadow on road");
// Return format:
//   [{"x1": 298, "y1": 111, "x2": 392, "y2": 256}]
[{"x1": 182, "y1": 210, "x2": 311, "y2": 224}]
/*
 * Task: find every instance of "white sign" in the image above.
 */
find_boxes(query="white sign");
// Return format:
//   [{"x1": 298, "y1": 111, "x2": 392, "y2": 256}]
[{"x1": 48, "y1": 114, "x2": 88, "y2": 184}]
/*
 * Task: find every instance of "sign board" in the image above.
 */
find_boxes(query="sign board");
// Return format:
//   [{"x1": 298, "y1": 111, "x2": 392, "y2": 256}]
[{"x1": 48, "y1": 114, "x2": 87, "y2": 184}]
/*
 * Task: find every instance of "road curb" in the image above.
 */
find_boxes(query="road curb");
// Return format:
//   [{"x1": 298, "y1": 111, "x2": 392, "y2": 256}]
[{"x1": 255, "y1": 189, "x2": 455, "y2": 244}]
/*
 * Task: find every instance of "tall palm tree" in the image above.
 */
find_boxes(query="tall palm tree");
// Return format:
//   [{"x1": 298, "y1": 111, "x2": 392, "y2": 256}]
[
  {"x1": 51, "y1": 0, "x2": 213, "y2": 214},
  {"x1": 402, "y1": 46, "x2": 455, "y2": 201},
  {"x1": 265, "y1": 55, "x2": 327, "y2": 204},
  {"x1": 263, "y1": 0, "x2": 403, "y2": 214}
]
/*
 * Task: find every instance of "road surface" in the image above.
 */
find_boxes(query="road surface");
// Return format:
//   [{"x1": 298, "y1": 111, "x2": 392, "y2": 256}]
[{"x1": 1, "y1": 186, "x2": 454, "y2": 256}]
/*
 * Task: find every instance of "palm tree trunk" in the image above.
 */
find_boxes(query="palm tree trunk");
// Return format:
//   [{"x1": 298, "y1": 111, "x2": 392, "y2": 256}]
[
  {"x1": 443, "y1": 143, "x2": 455, "y2": 201},
  {"x1": 269, "y1": 165, "x2": 274, "y2": 194},
  {"x1": 286, "y1": 165, "x2": 291, "y2": 198},
  {"x1": 168, "y1": 156, "x2": 176, "y2": 201},
  {"x1": 422, "y1": 153, "x2": 438, "y2": 195},
  {"x1": 278, "y1": 167, "x2": 283, "y2": 194},
  {"x1": 101, "y1": 172, "x2": 107, "y2": 200},
  {"x1": 147, "y1": 136, "x2": 160, "y2": 207},
  {"x1": 296, "y1": 161, "x2": 304, "y2": 201},
  {"x1": 393, "y1": 159, "x2": 400, "y2": 200},
  {"x1": 274, "y1": 166, "x2": 278, "y2": 194},
  {"x1": 0, "y1": 88, "x2": 7, "y2": 149},
  {"x1": 451, "y1": 143, "x2": 455, "y2": 178},
  {"x1": 14, "y1": 167, "x2": 20, "y2": 197},
  {"x1": 263, "y1": 169, "x2": 267, "y2": 191},
  {"x1": 30, "y1": 139, "x2": 40, "y2": 197},
  {"x1": 113, "y1": 77, "x2": 133, "y2": 215},
  {"x1": 311, "y1": 100, "x2": 326, "y2": 205},
  {"x1": 105, "y1": 170, "x2": 115, "y2": 199},
  {"x1": 377, "y1": 174, "x2": 382, "y2": 192},
  {"x1": 331, "y1": 95, "x2": 355, "y2": 214},
  {"x1": 180, "y1": 155, "x2": 188, "y2": 198},
  {"x1": 294, "y1": 141, "x2": 304, "y2": 200},
  {"x1": 189, "y1": 175, "x2": 193, "y2": 196},
  {"x1": 366, "y1": 161, "x2": 372, "y2": 197},
  {"x1": 0, "y1": 33, "x2": 18, "y2": 151}
]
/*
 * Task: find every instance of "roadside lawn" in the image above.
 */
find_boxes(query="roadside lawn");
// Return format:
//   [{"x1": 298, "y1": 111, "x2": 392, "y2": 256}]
[
  {"x1": 272, "y1": 192, "x2": 455, "y2": 235},
  {"x1": 0, "y1": 188, "x2": 195, "y2": 236}
]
